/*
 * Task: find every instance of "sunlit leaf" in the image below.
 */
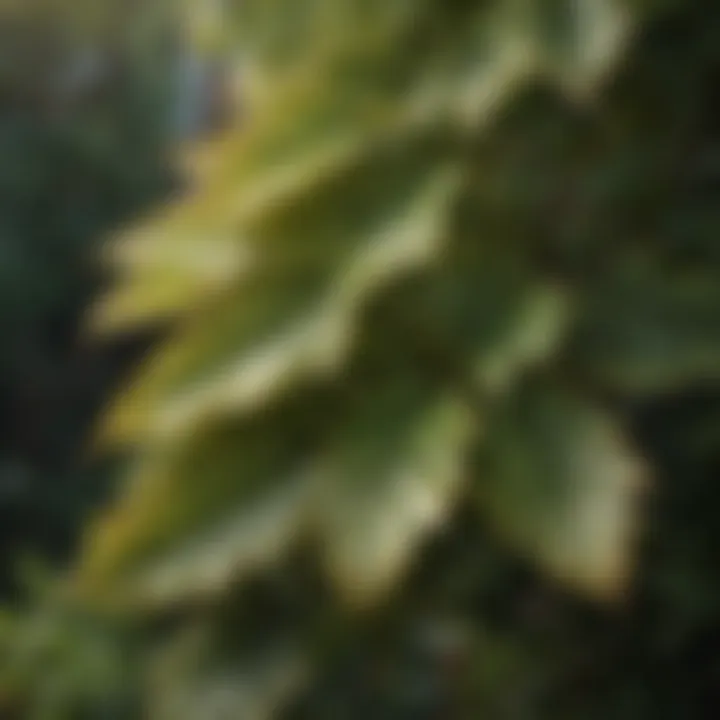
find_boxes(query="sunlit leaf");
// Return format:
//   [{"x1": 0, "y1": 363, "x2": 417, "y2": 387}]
[
  {"x1": 96, "y1": 152, "x2": 462, "y2": 447},
  {"x1": 314, "y1": 359, "x2": 478, "y2": 605},
  {"x1": 475, "y1": 379, "x2": 647, "y2": 598}
]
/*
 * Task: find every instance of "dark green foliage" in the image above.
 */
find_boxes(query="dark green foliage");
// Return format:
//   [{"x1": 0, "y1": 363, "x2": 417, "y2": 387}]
[{"x1": 0, "y1": 3, "x2": 176, "y2": 591}]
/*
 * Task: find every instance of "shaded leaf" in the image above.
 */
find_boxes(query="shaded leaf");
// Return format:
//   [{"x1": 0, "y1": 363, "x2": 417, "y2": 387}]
[
  {"x1": 574, "y1": 264, "x2": 720, "y2": 393},
  {"x1": 387, "y1": 249, "x2": 572, "y2": 396},
  {"x1": 148, "y1": 620, "x2": 309, "y2": 720},
  {"x1": 78, "y1": 388, "x2": 330, "y2": 605}
]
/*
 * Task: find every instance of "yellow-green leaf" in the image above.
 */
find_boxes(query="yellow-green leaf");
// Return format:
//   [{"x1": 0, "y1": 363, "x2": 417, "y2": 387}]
[
  {"x1": 96, "y1": 153, "x2": 462, "y2": 448},
  {"x1": 77, "y1": 389, "x2": 329, "y2": 605}
]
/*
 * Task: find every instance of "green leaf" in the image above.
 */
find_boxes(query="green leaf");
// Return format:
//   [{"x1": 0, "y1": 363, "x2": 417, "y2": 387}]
[
  {"x1": 81, "y1": 341, "x2": 480, "y2": 609},
  {"x1": 90, "y1": 69, "x2": 405, "y2": 334},
  {"x1": 314, "y1": 358, "x2": 478, "y2": 605},
  {"x1": 386, "y1": 248, "x2": 572, "y2": 396},
  {"x1": 475, "y1": 379, "x2": 647, "y2": 598},
  {"x1": 90, "y1": 140, "x2": 373, "y2": 333},
  {"x1": 474, "y1": 281, "x2": 571, "y2": 392},
  {"x1": 78, "y1": 388, "x2": 329, "y2": 606},
  {"x1": 88, "y1": 251, "x2": 245, "y2": 335},
  {"x1": 96, "y1": 150, "x2": 462, "y2": 448},
  {"x1": 574, "y1": 264, "x2": 720, "y2": 393},
  {"x1": 524, "y1": 0, "x2": 635, "y2": 95},
  {"x1": 148, "y1": 621, "x2": 308, "y2": 720}
]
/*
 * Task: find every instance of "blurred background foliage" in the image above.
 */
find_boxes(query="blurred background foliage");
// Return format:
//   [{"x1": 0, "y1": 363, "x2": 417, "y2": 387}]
[
  {"x1": 1, "y1": 1, "x2": 720, "y2": 719},
  {"x1": 0, "y1": 0, "x2": 178, "y2": 593}
]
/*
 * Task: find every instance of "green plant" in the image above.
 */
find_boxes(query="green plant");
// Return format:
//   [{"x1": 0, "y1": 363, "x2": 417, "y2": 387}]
[
  {"x1": 7, "y1": 0, "x2": 720, "y2": 717},
  {"x1": 80, "y1": 0, "x2": 720, "y2": 606}
]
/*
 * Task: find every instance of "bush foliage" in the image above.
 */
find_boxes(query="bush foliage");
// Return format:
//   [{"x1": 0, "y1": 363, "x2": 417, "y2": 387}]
[{"x1": 3, "y1": 1, "x2": 720, "y2": 718}]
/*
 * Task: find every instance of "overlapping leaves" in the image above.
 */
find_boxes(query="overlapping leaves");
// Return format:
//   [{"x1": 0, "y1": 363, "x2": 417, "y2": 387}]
[{"x1": 76, "y1": 0, "x2": 718, "y2": 621}]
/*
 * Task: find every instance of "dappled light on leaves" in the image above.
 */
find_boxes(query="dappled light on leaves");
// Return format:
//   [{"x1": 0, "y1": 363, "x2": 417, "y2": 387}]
[{"x1": 4, "y1": 0, "x2": 720, "y2": 718}]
